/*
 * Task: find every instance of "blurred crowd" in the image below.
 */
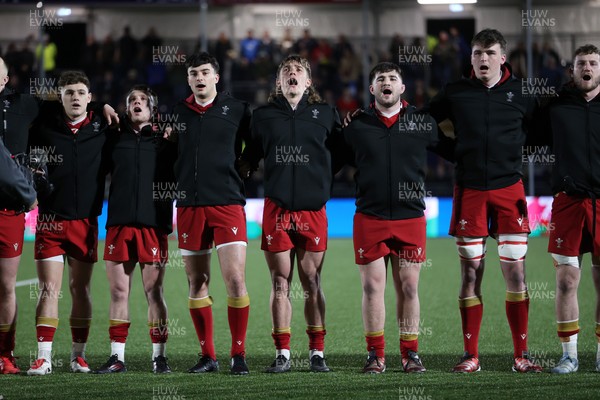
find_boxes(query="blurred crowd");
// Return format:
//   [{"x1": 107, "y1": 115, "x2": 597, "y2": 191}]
[{"x1": 1, "y1": 26, "x2": 569, "y2": 197}]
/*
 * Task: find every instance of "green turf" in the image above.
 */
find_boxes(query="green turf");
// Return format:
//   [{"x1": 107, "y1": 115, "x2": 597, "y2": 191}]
[{"x1": 2, "y1": 238, "x2": 599, "y2": 399}]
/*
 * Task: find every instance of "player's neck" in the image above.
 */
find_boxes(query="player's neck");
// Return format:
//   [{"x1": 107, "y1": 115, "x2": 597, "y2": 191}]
[
  {"x1": 195, "y1": 94, "x2": 216, "y2": 107},
  {"x1": 375, "y1": 101, "x2": 401, "y2": 117}
]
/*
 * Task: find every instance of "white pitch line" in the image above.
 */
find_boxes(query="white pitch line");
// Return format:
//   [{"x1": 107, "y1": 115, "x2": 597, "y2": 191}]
[{"x1": 15, "y1": 278, "x2": 38, "y2": 288}]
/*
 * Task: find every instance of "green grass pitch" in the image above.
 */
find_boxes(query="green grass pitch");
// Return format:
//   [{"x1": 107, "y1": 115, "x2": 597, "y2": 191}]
[{"x1": 2, "y1": 238, "x2": 600, "y2": 399}]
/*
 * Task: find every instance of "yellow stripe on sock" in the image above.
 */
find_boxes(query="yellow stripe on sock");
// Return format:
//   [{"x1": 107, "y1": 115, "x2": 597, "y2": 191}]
[
  {"x1": 188, "y1": 296, "x2": 213, "y2": 309},
  {"x1": 227, "y1": 294, "x2": 250, "y2": 308},
  {"x1": 557, "y1": 320, "x2": 579, "y2": 334},
  {"x1": 459, "y1": 296, "x2": 482, "y2": 308},
  {"x1": 273, "y1": 327, "x2": 291, "y2": 334},
  {"x1": 365, "y1": 330, "x2": 384, "y2": 337},
  {"x1": 506, "y1": 290, "x2": 528, "y2": 302},
  {"x1": 69, "y1": 317, "x2": 91, "y2": 328},
  {"x1": 307, "y1": 325, "x2": 325, "y2": 332},
  {"x1": 0, "y1": 323, "x2": 11, "y2": 333},
  {"x1": 109, "y1": 319, "x2": 130, "y2": 327},
  {"x1": 36, "y1": 317, "x2": 59, "y2": 328},
  {"x1": 400, "y1": 333, "x2": 419, "y2": 341}
]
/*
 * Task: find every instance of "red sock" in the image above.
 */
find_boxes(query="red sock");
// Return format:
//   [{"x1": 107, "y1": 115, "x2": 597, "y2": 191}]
[
  {"x1": 459, "y1": 297, "x2": 483, "y2": 358},
  {"x1": 306, "y1": 327, "x2": 326, "y2": 351},
  {"x1": 365, "y1": 333, "x2": 385, "y2": 358},
  {"x1": 37, "y1": 325, "x2": 57, "y2": 344},
  {"x1": 0, "y1": 330, "x2": 15, "y2": 357},
  {"x1": 109, "y1": 321, "x2": 130, "y2": 343},
  {"x1": 228, "y1": 304, "x2": 249, "y2": 357},
  {"x1": 400, "y1": 339, "x2": 419, "y2": 358},
  {"x1": 149, "y1": 325, "x2": 168, "y2": 344},
  {"x1": 506, "y1": 298, "x2": 529, "y2": 358},
  {"x1": 70, "y1": 317, "x2": 91, "y2": 344},
  {"x1": 189, "y1": 306, "x2": 216, "y2": 359},
  {"x1": 272, "y1": 330, "x2": 291, "y2": 350}
]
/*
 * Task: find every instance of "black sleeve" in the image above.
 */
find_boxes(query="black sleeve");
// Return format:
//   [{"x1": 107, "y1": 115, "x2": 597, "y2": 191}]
[
  {"x1": 0, "y1": 142, "x2": 36, "y2": 211},
  {"x1": 236, "y1": 102, "x2": 252, "y2": 159},
  {"x1": 240, "y1": 111, "x2": 264, "y2": 171},
  {"x1": 326, "y1": 107, "x2": 349, "y2": 174},
  {"x1": 526, "y1": 97, "x2": 553, "y2": 148},
  {"x1": 423, "y1": 86, "x2": 451, "y2": 124}
]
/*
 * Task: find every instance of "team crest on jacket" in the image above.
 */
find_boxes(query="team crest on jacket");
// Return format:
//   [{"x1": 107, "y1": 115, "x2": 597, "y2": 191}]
[
  {"x1": 221, "y1": 106, "x2": 229, "y2": 115},
  {"x1": 506, "y1": 92, "x2": 514, "y2": 102},
  {"x1": 312, "y1": 109, "x2": 319, "y2": 119},
  {"x1": 3, "y1": 99, "x2": 10, "y2": 109},
  {"x1": 92, "y1": 121, "x2": 100, "y2": 132}
]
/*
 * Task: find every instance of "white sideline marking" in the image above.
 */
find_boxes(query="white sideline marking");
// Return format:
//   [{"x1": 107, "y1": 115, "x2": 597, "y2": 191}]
[{"x1": 15, "y1": 278, "x2": 38, "y2": 288}]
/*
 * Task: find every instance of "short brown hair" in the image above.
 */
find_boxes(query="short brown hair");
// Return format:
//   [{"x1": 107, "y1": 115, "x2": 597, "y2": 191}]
[{"x1": 58, "y1": 71, "x2": 90, "y2": 91}]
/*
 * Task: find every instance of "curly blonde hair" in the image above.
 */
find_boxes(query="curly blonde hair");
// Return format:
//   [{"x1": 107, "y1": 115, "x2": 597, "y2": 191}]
[{"x1": 268, "y1": 54, "x2": 323, "y2": 104}]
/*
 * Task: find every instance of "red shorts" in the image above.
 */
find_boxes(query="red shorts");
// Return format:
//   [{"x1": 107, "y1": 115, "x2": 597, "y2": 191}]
[
  {"x1": 0, "y1": 211, "x2": 25, "y2": 257},
  {"x1": 261, "y1": 198, "x2": 327, "y2": 252},
  {"x1": 104, "y1": 226, "x2": 169, "y2": 264},
  {"x1": 353, "y1": 212, "x2": 426, "y2": 265},
  {"x1": 548, "y1": 192, "x2": 600, "y2": 256},
  {"x1": 449, "y1": 180, "x2": 530, "y2": 238},
  {"x1": 177, "y1": 205, "x2": 247, "y2": 251},
  {"x1": 35, "y1": 216, "x2": 98, "y2": 263}
]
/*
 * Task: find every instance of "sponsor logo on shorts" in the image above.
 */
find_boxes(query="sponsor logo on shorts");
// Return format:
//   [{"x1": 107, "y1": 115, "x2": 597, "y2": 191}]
[
  {"x1": 181, "y1": 233, "x2": 188, "y2": 244},
  {"x1": 108, "y1": 244, "x2": 115, "y2": 255},
  {"x1": 152, "y1": 247, "x2": 158, "y2": 256},
  {"x1": 231, "y1": 227, "x2": 238, "y2": 235},
  {"x1": 459, "y1": 219, "x2": 468, "y2": 230},
  {"x1": 266, "y1": 234, "x2": 273, "y2": 246},
  {"x1": 13, "y1": 243, "x2": 18, "y2": 251},
  {"x1": 555, "y1": 238, "x2": 563, "y2": 249},
  {"x1": 358, "y1": 248, "x2": 365, "y2": 258},
  {"x1": 314, "y1": 236, "x2": 320, "y2": 245}
]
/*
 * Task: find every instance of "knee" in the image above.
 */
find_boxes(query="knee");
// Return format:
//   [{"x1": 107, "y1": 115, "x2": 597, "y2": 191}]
[
  {"x1": 401, "y1": 280, "x2": 419, "y2": 300},
  {"x1": 556, "y1": 277, "x2": 579, "y2": 294},
  {"x1": 110, "y1": 285, "x2": 129, "y2": 304}
]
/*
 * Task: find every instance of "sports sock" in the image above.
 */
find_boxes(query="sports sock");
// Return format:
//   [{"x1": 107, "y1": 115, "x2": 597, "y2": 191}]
[
  {"x1": 227, "y1": 294, "x2": 250, "y2": 357},
  {"x1": 189, "y1": 296, "x2": 216, "y2": 359},
  {"x1": 109, "y1": 319, "x2": 130, "y2": 362},
  {"x1": 70, "y1": 317, "x2": 91, "y2": 360},
  {"x1": 36, "y1": 317, "x2": 58, "y2": 361},
  {"x1": 400, "y1": 332, "x2": 419, "y2": 358},
  {"x1": 365, "y1": 330, "x2": 385, "y2": 358},
  {"x1": 459, "y1": 296, "x2": 483, "y2": 358},
  {"x1": 149, "y1": 320, "x2": 168, "y2": 359},
  {"x1": 307, "y1": 325, "x2": 326, "y2": 357},
  {"x1": 557, "y1": 320, "x2": 579, "y2": 359},
  {"x1": 506, "y1": 290, "x2": 529, "y2": 358},
  {"x1": 273, "y1": 327, "x2": 291, "y2": 359}
]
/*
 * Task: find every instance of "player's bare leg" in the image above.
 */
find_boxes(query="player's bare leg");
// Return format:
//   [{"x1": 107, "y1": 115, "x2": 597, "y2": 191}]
[
  {"x1": 28, "y1": 258, "x2": 64, "y2": 375},
  {"x1": 359, "y1": 257, "x2": 387, "y2": 373},
  {"x1": 591, "y1": 254, "x2": 600, "y2": 371},
  {"x1": 392, "y1": 255, "x2": 425, "y2": 372},
  {"x1": 264, "y1": 249, "x2": 293, "y2": 372},
  {"x1": 94, "y1": 260, "x2": 135, "y2": 374},
  {"x1": 453, "y1": 236, "x2": 486, "y2": 373},
  {"x1": 66, "y1": 257, "x2": 94, "y2": 373},
  {"x1": 141, "y1": 261, "x2": 169, "y2": 373},
  {"x1": 217, "y1": 243, "x2": 249, "y2": 374},
  {"x1": 297, "y1": 248, "x2": 329, "y2": 372},
  {"x1": 185, "y1": 253, "x2": 219, "y2": 373},
  {"x1": 0, "y1": 256, "x2": 20, "y2": 373}
]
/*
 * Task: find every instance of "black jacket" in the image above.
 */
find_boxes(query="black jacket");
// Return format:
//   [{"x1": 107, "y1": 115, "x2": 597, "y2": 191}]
[
  {"x1": 542, "y1": 84, "x2": 600, "y2": 196},
  {"x1": 173, "y1": 93, "x2": 251, "y2": 207},
  {"x1": 0, "y1": 141, "x2": 36, "y2": 212},
  {"x1": 344, "y1": 102, "x2": 442, "y2": 219},
  {"x1": 425, "y1": 64, "x2": 538, "y2": 190},
  {"x1": 243, "y1": 95, "x2": 342, "y2": 211},
  {"x1": 29, "y1": 109, "x2": 111, "y2": 219},
  {"x1": 106, "y1": 119, "x2": 177, "y2": 232},
  {"x1": 1, "y1": 89, "x2": 41, "y2": 155}
]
